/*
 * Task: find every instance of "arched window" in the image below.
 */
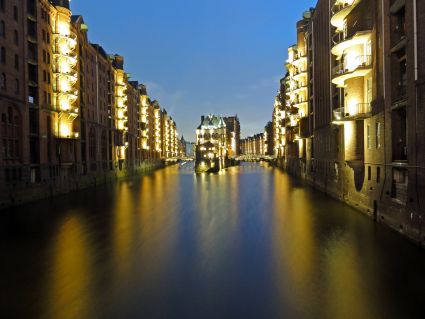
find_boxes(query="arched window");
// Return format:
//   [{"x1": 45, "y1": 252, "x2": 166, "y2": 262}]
[
  {"x1": 14, "y1": 54, "x2": 18, "y2": 70},
  {"x1": 0, "y1": 73, "x2": 5, "y2": 89},
  {"x1": 0, "y1": 20, "x2": 5, "y2": 38},
  {"x1": 89, "y1": 127, "x2": 97, "y2": 161},
  {"x1": 1, "y1": 47, "x2": 5, "y2": 64},
  {"x1": 1, "y1": 107, "x2": 21, "y2": 162},
  {"x1": 14, "y1": 79, "x2": 19, "y2": 94},
  {"x1": 13, "y1": 6, "x2": 18, "y2": 21},
  {"x1": 13, "y1": 29, "x2": 18, "y2": 45},
  {"x1": 101, "y1": 130, "x2": 107, "y2": 161}
]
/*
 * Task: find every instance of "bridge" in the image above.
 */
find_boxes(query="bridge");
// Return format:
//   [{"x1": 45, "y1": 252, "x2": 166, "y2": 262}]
[{"x1": 235, "y1": 155, "x2": 274, "y2": 162}]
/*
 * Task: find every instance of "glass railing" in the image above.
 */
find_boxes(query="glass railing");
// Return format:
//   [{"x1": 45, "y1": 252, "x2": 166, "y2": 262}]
[
  {"x1": 333, "y1": 103, "x2": 371, "y2": 120},
  {"x1": 333, "y1": 19, "x2": 373, "y2": 46},
  {"x1": 332, "y1": 55, "x2": 372, "y2": 76}
]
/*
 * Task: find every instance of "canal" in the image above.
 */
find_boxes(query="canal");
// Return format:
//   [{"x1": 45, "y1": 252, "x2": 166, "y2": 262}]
[{"x1": 0, "y1": 163, "x2": 424, "y2": 319}]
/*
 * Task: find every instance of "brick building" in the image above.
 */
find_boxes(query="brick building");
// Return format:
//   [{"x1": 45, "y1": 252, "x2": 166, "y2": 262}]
[
  {"x1": 0, "y1": 0, "x2": 180, "y2": 207},
  {"x1": 272, "y1": 0, "x2": 425, "y2": 245}
]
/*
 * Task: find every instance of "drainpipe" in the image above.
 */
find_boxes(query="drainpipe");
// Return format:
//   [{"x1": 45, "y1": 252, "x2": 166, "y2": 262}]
[{"x1": 413, "y1": 0, "x2": 422, "y2": 239}]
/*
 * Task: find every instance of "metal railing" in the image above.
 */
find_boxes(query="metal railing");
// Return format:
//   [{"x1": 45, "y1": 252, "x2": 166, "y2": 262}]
[
  {"x1": 332, "y1": 55, "x2": 372, "y2": 76},
  {"x1": 333, "y1": 19, "x2": 373, "y2": 46},
  {"x1": 331, "y1": 0, "x2": 357, "y2": 16},
  {"x1": 333, "y1": 103, "x2": 371, "y2": 120}
]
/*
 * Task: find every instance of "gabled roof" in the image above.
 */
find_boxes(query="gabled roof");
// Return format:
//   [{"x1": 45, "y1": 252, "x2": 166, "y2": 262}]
[{"x1": 198, "y1": 114, "x2": 227, "y2": 130}]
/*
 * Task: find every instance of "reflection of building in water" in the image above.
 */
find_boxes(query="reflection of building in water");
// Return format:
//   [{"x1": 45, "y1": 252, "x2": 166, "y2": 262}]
[{"x1": 195, "y1": 115, "x2": 228, "y2": 173}]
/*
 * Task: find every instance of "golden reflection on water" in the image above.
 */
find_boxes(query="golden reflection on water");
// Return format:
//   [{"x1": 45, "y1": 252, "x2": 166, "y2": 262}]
[
  {"x1": 321, "y1": 237, "x2": 379, "y2": 319},
  {"x1": 112, "y1": 181, "x2": 135, "y2": 278},
  {"x1": 271, "y1": 168, "x2": 380, "y2": 318},
  {"x1": 136, "y1": 166, "x2": 180, "y2": 275},
  {"x1": 271, "y1": 171, "x2": 317, "y2": 314},
  {"x1": 46, "y1": 215, "x2": 93, "y2": 319}
]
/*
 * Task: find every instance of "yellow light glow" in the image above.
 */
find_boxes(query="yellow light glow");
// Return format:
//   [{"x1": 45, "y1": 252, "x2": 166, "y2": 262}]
[
  {"x1": 61, "y1": 79, "x2": 70, "y2": 92},
  {"x1": 60, "y1": 123, "x2": 70, "y2": 138}
]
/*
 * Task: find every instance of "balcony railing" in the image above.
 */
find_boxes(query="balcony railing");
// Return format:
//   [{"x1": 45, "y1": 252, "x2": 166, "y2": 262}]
[
  {"x1": 333, "y1": 103, "x2": 371, "y2": 121},
  {"x1": 332, "y1": 19, "x2": 373, "y2": 47},
  {"x1": 333, "y1": 55, "x2": 372, "y2": 77},
  {"x1": 293, "y1": 82, "x2": 308, "y2": 91}
]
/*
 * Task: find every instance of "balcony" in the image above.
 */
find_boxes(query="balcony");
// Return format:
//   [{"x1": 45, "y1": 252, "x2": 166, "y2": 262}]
[
  {"x1": 293, "y1": 98, "x2": 308, "y2": 108},
  {"x1": 333, "y1": 103, "x2": 371, "y2": 122},
  {"x1": 332, "y1": 19, "x2": 373, "y2": 57},
  {"x1": 292, "y1": 68, "x2": 307, "y2": 80},
  {"x1": 292, "y1": 52, "x2": 307, "y2": 67},
  {"x1": 292, "y1": 82, "x2": 308, "y2": 94},
  {"x1": 332, "y1": 55, "x2": 372, "y2": 87},
  {"x1": 331, "y1": 0, "x2": 360, "y2": 29}
]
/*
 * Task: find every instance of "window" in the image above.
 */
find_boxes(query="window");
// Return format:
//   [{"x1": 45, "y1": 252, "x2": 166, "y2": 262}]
[
  {"x1": 13, "y1": 29, "x2": 18, "y2": 45},
  {"x1": 367, "y1": 124, "x2": 372, "y2": 149},
  {"x1": 1, "y1": 46, "x2": 5, "y2": 64},
  {"x1": 377, "y1": 167, "x2": 381, "y2": 183},
  {"x1": 0, "y1": 73, "x2": 5, "y2": 90},
  {"x1": 47, "y1": 53, "x2": 50, "y2": 65},
  {"x1": 13, "y1": 6, "x2": 18, "y2": 21},
  {"x1": 14, "y1": 79, "x2": 19, "y2": 94},
  {"x1": 0, "y1": 0, "x2": 4, "y2": 12},
  {"x1": 368, "y1": 166, "x2": 372, "y2": 181},
  {"x1": 0, "y1": 20, "x2": 5, "y2": 38},
  {"x1": 14, "y1": 54, "x2": 18, "y2": 70},
  {"x1": 376, "y1": 122, "x2": 382, "y2": 149}
]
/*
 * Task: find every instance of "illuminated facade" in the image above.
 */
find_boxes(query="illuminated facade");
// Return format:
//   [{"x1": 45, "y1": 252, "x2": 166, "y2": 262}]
[
  {"x1": 223, "y1": 116, "x2": 241, "y2": 157},
  {"x1": 271, "y1": 0, "x2": 425, "y2": 245},
  {"x1": 241, "y1": 134, "x2": 265, "y2": 156},
  {"x1": 0, "y1": 0, "x2": 182, "y2": 207},
  {"x1": 195, "y1": 115, "x2": 228, "y2": 172}
]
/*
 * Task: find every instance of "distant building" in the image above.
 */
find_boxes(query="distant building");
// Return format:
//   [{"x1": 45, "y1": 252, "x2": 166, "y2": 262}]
[
  {"x1": 264, "y1": 121, "x2": 274, "y2": 156},
  {"x1": 223, "y1": 116, "x2": 241, "y2": 157},
  {"x1": 195, "y1": 115, "x2": 227, "y2": 173},
  {"x1": 241, "y1": 134, "x2": 265, "y2": 156}
]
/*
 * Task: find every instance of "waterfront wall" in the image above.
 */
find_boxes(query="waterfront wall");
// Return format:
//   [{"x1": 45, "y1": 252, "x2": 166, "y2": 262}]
[
  {"x1": 273, "y1": 159, "x2": 424, "y2": 247},
  {"x1": 0, "y1": 160, "x2": 165, "y2": 210}
]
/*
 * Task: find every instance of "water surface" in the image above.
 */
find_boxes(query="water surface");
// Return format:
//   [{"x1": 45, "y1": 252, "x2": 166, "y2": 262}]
[{"x1": 1, "y1": 163, "x2": 424, "y2": 318}]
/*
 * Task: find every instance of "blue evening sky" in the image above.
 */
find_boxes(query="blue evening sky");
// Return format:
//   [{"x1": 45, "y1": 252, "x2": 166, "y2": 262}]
[{"x1": 72, "y1": 0, "x2": 317, "y2": 141}]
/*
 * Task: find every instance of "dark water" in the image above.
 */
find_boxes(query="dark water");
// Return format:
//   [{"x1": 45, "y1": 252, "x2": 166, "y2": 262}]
[{"x1": 1, "y1": 163, "x2": 425, "y2": 319}]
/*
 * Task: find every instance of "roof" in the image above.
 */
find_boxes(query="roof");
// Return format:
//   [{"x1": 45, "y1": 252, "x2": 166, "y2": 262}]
[{"x1": 197, "y1": 114, "x2": 227, "y2": 130}]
